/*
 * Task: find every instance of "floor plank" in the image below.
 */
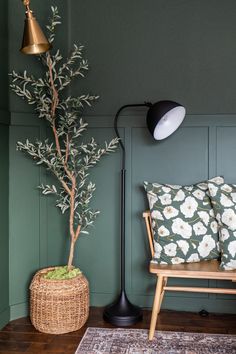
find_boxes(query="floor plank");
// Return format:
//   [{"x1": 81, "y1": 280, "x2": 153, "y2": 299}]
[{"x1": 0, "y1": 307, "x2": 236, "y2": 353}]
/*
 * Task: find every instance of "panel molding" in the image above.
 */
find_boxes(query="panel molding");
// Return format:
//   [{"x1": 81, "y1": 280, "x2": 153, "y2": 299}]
[
  {"x1": 9, "y1": 293, "x2": 236, "y2": 319},
  {"x1": 10, "y1": 112, "x2": 236, "y2": 127},
  {"x1": 0, "y1": 110, "x2": 10, "y2": 125},
  {"x1": 9, "y1": 125, "x2": 41, "y2": 307},
  {"x1": 9, "y1": 113, "x2": 236, "y2": 318},
  {"x1": 10, "y1": 303, "x2": 28, "y2": 322},
  {"x1": 0, "y1": 123, "x2": 9, "y2": 328},
  {"x1": 130, "y1": 294, "x2": 236, "y2": 314}
]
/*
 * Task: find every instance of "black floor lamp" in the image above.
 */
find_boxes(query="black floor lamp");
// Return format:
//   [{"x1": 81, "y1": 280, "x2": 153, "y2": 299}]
[{"x1": 103, "y1": 100, "x2": 186, "y2": 326}]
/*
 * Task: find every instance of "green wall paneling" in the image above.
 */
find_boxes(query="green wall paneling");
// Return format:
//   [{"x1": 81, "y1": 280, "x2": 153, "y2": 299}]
[
  {"x1": 0, "y1": 0, "x2": 9, "y2": 329},
  {"x1": 70, "y1": 127, "x2": 122, "y2": 297},
  {"x1": 8, "y1": 113, "x2": 236, "y2": 319},
  {"x1": 9, "y1": 125, "x2": 41, "y2": 317},
  {"x1": 0, "y1": 121, "x2": 9, "y2": 328},
  {"x1": 216, "y1": 127, "x2": 236, "y2": 182}
]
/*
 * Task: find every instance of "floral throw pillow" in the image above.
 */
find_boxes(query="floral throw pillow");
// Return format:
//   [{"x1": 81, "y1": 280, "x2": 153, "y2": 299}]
[
  {"x1": 144, "y1": 177, "x2": 224, "y2": 265},
  {"x1": 208, "y1": 181, "x2": 236, "y2": 270}
]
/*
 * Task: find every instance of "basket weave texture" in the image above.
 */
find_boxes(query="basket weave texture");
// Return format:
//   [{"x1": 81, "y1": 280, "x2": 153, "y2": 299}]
[{"x1": 30, "y1": 267, "x2": 89, "y2": 334}]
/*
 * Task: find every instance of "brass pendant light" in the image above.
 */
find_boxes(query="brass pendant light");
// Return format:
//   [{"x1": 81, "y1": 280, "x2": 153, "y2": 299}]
[{"x1": 20, "y1": 0, "x2": 51, "y2": 55}]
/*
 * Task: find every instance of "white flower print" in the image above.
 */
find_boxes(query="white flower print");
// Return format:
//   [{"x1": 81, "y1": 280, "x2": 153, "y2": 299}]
[
  {"x1": 151, "y1": 210, "x2": 164, "y2": 220},
  {"x1": 185, "y1": 186, "x2": 193, "y2": 191},
  {"x1": 187, "y1": 253, "x2": 200, "y2": 263},
  {"x1": 172, "y1": 218, "x2": 192, "y2": 239},
  {"x1": 198, "y1": 211, "x2": 210, "y2": 226},
  {"x1": 177, "y1": 240, "x2": 189, "y2": 255},
  {"x1": 221, "y1": 184, "x2": 232, "y2": 193},
  {"x1": 166, "y1": 184, "x2": 181, "y2": 189},
  {"x1": 197, "y1": 183, "x2": 207, "y2": 190},
  {"x1": 172, "y1": 257, "x2": 185, "y2": 264},
  {"x1": 164, "y1": 243, "x2": 177, "y2": 257},
  {"x1": 152, "y1": 183, "x2": 161, "y2": 188},
  {"x1": 210, "y1": 176, "x2": 224, "y2": 185},
  {"x1": 220, "y1": 194, "x2": 234, "y2": 207},
  {"x1": 231, "y1": 193, "x2": 236, "y2": 203},
  {"x1": 223, "y1": 260, "x2": 236, "y2": 270},
  {"x1": 147, "y1": 193, "x2": 158, "y2": 209},
  {"x1": 210, "y1": 221, "x2": 218, "y2": 234},
  {"x1": 208, "y1": 183, "x2": 218, "y2": 197},
  {"x1": 180, "y1": 196, "x2": 198, "y2": 218},
  {"x1": 198, "y1": 235, "x2": 216, "y2": 258},
  {"x1": 173, "y1": 189, "x2": 185, "y2": 202},
  {"x1": 151, "y1": 220, "x2": 156, "y2": 230},
  {"x1": 228, "y1": 241, "x2": 236, "y2": 258},
  {"x1": 159, "y1": 193, "x2": 172, "y2": 205},
  {"x1": 153, "y1": 242, "x2": 162, "y2": 259},
  {"x1": 158, "y1": 225, "x2": 170, "y2": 237},
  {"x1": 222, "y1": 209, "x2": 236, "y2": 230},
  {"x1": 163, "y1": 206, "x2": 179, "y2": 219},
  {"x1": 193, "y1": 222, "x2": 207, "y2": 236},
  {"x1": 162, "y1": 186, "x2": 171, "y2": 193},
  {"x1": 220, "y1": 228, "x2": 230, "y2": 241},
  {"x1": 192, "y1": 189, "x2": 205, "y2": 200}
]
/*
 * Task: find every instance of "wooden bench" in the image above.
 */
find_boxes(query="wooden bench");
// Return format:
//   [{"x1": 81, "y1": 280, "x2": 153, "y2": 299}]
[{"x1": 143, "y1": 211, "x2": 236, "y2": 340}]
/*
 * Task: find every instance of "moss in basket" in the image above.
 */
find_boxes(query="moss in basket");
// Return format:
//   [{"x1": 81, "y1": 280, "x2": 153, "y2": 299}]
[{"x1": 44, "y1": 266, "x2": 81, "y2": 280}]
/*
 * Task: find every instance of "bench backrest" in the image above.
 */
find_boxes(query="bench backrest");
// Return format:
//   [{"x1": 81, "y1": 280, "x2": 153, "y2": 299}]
[{"x1": 142, "y1": 211, "x2": 155, "y2": 258}]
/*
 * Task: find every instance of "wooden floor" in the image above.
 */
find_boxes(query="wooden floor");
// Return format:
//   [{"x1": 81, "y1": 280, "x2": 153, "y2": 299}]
[{"x1": 0, "y1": 307, "x2": 236, "y2": 353}]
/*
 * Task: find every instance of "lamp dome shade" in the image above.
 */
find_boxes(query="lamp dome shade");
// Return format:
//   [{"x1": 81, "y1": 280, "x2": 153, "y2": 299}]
[{"x1": 146, "y1": 100, "x2": 186, "y2": 140}]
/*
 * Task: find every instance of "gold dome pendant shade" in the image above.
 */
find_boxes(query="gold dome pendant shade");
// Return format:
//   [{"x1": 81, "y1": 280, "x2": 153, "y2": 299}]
[{"x1": 20, "y1": 0, "x2": 51, "y2": 55}]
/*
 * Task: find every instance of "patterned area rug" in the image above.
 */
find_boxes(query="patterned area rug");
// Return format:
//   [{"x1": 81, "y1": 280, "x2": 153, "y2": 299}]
[{"x1": 75, "y1": 327, "x2": 236, "y2": 354}]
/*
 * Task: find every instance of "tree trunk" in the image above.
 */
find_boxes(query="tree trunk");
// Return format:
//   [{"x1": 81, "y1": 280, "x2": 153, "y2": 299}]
[{"x1": 67, "y1": 238, "x2": 75, "y2": 270}]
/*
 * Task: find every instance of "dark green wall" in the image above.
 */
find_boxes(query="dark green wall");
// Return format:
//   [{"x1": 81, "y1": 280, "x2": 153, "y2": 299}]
[
  {"x1": 0, "y1": 0, "x2": 9, "y2": 329},
  {"x1": 8, "y1": 0, "x2": 236, "y2": 319},
  {"x1": 10, "y1": 0, "x2": 236, "y2": 115},
  {"x1": 0, "y1": 0, "x2": 8, "y2": 110},
  {"x1": 0, "y1": 121, "x2": 9, "y2": 329},
  {"x1": 70, "y1": 0, "x2": 236, "y2": 115}
]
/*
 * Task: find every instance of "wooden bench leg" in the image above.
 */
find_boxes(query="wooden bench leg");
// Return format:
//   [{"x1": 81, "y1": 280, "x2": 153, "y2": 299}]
[
  {"x1": 149, "y1": 275, "x2": 164, "y2": 340},
  {"x1": 158, "y1": 276, "x2": 167, "y2": 314}
]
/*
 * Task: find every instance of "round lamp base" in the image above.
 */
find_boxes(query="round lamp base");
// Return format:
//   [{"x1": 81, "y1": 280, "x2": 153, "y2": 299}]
[{"x1": 103, "y1": 291, "x2": 143, "y2": 326}]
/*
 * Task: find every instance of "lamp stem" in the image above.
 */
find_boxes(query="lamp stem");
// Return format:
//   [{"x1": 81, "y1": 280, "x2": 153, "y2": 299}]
[
  {"x1": 121, "y1": 168, "x2": 126, "y2": 292},
  {"x1": 114, "y1": 103, "x2": 151, "y2": 289},
  {"x1": 103, "y1": 103, "x2": 151, "y2": 326}
]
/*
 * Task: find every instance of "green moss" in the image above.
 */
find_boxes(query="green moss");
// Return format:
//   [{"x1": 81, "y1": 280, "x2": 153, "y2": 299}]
[{"x1": 43, "y1": 266, "x2": 81, "y2": 280}]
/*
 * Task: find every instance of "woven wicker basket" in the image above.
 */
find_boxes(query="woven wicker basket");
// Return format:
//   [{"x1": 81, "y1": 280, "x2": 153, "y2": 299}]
[{"x1": 29, "y1": 267, "x2": 89, "y2": 334}]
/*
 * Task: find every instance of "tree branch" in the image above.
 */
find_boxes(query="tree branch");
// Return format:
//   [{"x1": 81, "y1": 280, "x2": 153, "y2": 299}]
[
  {"x1": 47, "y1": 52, "x2": 75, "y2": 191},
  {"x1": 65, "y1": 134, "x2": 69, "y2": 164}
]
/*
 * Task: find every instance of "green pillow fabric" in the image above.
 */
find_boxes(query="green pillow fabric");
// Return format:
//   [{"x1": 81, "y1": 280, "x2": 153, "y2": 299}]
[
  {"x1": 144, "y1": 177, "x2": 224, "y2": 265},
  {"x1": 208, "y1": 181, "x2": 236, "y2": 270}
]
